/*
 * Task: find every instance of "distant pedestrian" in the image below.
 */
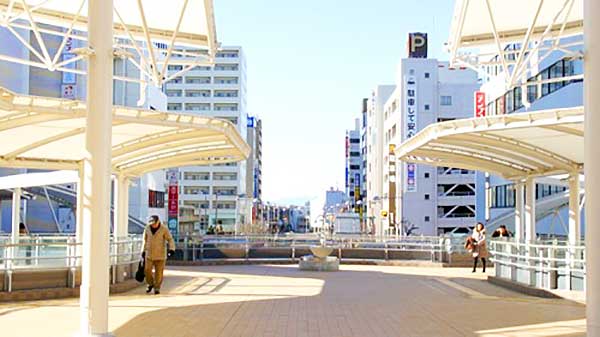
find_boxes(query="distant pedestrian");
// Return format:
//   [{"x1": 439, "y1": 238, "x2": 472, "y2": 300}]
[
  {"x1": 142, "y1": 215, "x2": 175, "y2": 295},
  {"x1": 19, "y1": 223, "x2": 32, "y2": 265},
  {"x1": 471, "y1": 222, "x2": 488, "y2": 273},
  {"x1": 491, "y1": 225, "x2": 512, "y2": 238}
]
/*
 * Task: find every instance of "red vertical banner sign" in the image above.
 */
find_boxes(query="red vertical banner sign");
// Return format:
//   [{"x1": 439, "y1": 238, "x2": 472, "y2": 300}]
[
  {"x1": 474, "y1": 91, "x2": 486, "y2": 117},
  {"x1": 166, "y1": 170, "x2": 179, "y2": 234}
]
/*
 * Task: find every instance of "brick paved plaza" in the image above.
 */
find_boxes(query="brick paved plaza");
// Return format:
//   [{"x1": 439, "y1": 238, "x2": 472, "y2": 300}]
[{"x1": 0, "y1": 265, "x2": 587, "y2": 337}]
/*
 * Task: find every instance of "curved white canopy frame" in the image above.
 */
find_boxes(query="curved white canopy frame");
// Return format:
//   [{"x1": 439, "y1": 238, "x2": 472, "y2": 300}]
[
  {"x1": 396, "y1": 107, "x2": 583, "y2": 181},
  {"x1": 0, "y1": 0, "x2": 218, "y2": 86},
  {"x1": 448, "y1": 0, "x2": 583, "y2": 90},
  {"x1": 0, "y1": 86, "x2": 250, "y2": 177}
]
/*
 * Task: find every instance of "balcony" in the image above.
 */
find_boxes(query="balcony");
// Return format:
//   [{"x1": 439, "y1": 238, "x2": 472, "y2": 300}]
[
  {"x1": 437, "y1": 216, "x2": 476, "y2": 228},
  {"x1": 180, "y1": 179, "x2": 211, "y2": 186},
  {"x1": 437, "y1": 173, "x2": 476, "y2": 184},
  {"x1": 436, "y1": 194, "x2": 476, "y2": 207}
]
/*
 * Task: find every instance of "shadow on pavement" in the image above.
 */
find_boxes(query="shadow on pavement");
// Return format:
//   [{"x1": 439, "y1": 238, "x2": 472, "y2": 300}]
[{"x1": 111, "y1": 264, "x2": 586, "y2": 337}]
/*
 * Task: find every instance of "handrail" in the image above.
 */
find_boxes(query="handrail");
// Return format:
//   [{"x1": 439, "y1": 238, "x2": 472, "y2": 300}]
[{"x1": 488, "y1": 238, "x2": 586, "y2": 291}]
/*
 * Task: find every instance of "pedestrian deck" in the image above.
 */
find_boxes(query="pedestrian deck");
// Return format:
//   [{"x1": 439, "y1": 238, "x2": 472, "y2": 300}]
[{"x1": 0, "y1": 265, "x2": 586, "y2": 337}]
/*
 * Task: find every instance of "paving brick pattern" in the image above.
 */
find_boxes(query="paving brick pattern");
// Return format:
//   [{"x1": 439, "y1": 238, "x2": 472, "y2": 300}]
[{"x1": 0, "y1": 265, "x2": 587, "y2": 337}]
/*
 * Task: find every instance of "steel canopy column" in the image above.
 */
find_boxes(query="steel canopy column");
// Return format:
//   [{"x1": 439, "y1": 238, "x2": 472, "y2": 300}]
[
  {"x1": 524, "y1": 177, "x2": 536, "y2": 286},
  {"x1": 524, "y1": 178, "x2": 536, "y2": 243},
  {"x1": 512, "y1": 181, "x2": 525, "y2": 282},
  {"x1": 568, "y1": 173, "x2": 581, "y2": 245},
  {"x1": 10, "y1": 188, "x2": 21, "y2": 268},
  {"x1": 585, "y1": 0, "x2": 600, "y2": 335},
  {"x1": 79, "y1": 0, "x2": 114, "y2": 335},
  {"x1": 514, "y1": 181, "x2": 525, "y2": 243},
  {"x1": 76, "y1": 164, "x2": 84, "y2": 266},
  {"x1": 113, "y1": 175, "x2": 130, "y2": 240},
  {"x1": 566, "y1": 172, "x2": 581, "y2": 291}
]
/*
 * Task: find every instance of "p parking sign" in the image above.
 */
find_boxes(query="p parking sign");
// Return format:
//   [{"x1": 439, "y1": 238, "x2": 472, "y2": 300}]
[{"x1": 408, "y1": 33, "x2": 428, "y2": 58}]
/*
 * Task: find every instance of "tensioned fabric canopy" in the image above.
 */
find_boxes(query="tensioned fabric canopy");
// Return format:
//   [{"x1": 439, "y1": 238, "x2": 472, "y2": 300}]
[
  {"x1": 395, "y1": 107, "x2": 583, "y2": 181},
  {"x1": 447, "y1": 0, "x2": 583, "y2": 88},
  {"x1": 0, "y1": 0, "x2": 217, "y2": 86},
  {"x1": 0, "y1": 0, "x2": 216, "y2": 47},
  {"x1": 449, "y1": 0, "x2": 582, "y2": 50},
  {"x1": 0, "y1": 86, "x2": 250, "y2": 177}
]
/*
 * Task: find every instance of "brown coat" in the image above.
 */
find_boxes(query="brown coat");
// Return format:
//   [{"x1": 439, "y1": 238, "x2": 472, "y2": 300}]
[
  {"x1": 471, "y1": 230, "x2": 489, "y2": 258},
  {"x1": 142, "y1": 223, "x2": 175, "y2": 260}
]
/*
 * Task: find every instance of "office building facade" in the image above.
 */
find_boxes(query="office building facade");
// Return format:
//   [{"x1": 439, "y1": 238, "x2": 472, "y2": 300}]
[
  {"x1": 164, "y1": 46, "x2": 249, "y2": 233},
  {"x1": 246, "y1": 116, "x2": 263, "y2": 223},
  {"x1": 345, "y1": 118, "x2": 362, "y2": 212},
  {"x1": 382, "y1": 59, "x2": 481, "y2": 236},
  {"x1": 365, "y1": 85, "x2": 395, "y2": 235}
]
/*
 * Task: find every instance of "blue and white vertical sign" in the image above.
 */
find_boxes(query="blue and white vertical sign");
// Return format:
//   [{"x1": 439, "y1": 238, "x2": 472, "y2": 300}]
[{"x1": 405, "y1": 75, "x2": 417, "y2": 192}]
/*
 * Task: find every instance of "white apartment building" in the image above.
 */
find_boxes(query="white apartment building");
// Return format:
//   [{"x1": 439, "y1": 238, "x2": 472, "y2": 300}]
[
  {"x1": 366, "y1": 85, "x2": 395, "y2": 236},
  {"x1": 345, "y1": 118, "x2": 362, "y2": 211},
  {"x1": 164, "y1": 46, "x2": 249, "y2": 233},
  {"x1": 381, "y1": 59, "x2": 481, "y2": 236},
  {"x1": 360, "y1": 98, "x2": 368, "y2": 217},
  {"x1": 246, "y1": 116, "x2": 263, "y2": 223}
]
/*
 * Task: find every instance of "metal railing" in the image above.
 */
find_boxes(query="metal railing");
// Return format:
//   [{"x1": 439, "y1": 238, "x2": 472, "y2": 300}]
[
  {"x1": 170, "y1": 234, "x2": 469, "y2": 263},
  {"x1": 0, "y1": 235, "x2": 143, "y2": 292},
  {"x1": 489, "y1": 239, "x2": 586, "y2": 291}
]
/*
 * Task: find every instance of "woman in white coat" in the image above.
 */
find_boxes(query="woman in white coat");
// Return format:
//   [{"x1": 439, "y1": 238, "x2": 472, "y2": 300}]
[{"x1": 471, "y1": 222, "x2": 488, "y2": 273}]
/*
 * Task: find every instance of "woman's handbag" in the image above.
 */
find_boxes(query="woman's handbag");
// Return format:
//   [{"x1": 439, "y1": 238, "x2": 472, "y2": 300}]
[{"x1": 135, "y1": 260, "x2": 145, "y2": 283}]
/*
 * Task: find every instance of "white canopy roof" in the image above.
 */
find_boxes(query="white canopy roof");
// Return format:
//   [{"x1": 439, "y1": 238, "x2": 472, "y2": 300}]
[
  {"x1": 0, "y1": 0, "x2": 216, "y2": 47},
  {"x1": 0, "y1": 0, "x2": 218, "y2": 86},
  {"x1": 449, "y1": 0, "x2": 582, "y2": 49},
  {"x1": 0, "y1": 86, "x2": 249, "y2": 177},
  {"x1": 396, "y1": 107, "x2": 583, "y2": 180},
  {"x1": 447, "y1": 0, "x2": 584, "y2": 90}
]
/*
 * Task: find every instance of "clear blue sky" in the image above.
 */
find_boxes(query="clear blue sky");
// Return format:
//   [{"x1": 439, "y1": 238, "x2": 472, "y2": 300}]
[{"x1": 214, "y1": 1, "x2": 455, "y2": 205}]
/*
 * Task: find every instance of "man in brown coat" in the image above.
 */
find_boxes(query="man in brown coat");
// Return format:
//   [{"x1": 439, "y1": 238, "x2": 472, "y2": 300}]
[{"x1": 142, "y1": 215, "x2": 176, "y2": 294}]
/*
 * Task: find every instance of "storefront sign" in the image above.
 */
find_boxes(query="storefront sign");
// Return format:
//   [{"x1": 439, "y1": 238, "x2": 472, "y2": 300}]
[
  {"x1": 475, "y1": 91, "x2": 486, "y2": 117},
  {"x1": 405, "y1": 75, "x2": 417, "y2": 192},
  {"x1": 406, "y1": 163, "x2": 417, "y2": 192},
  {"x1": 166, "y1": 170, "x2": 179, "y2": 233}
]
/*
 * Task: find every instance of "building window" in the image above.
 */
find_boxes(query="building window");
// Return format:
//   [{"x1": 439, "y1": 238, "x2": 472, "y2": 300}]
[
  {"x1": 409, "y1": 69, "x2": 415, "y2": 75},
  {"x1": 424, "y1": 172, "x2": 430, "y2": 178},
  {"x1": 424, "y1": 194, "x2": 430, "y2": 200},
  {"x1": 424, "y1": 72, "x2": 430, "y2": 79},
  {"x1": 440, "y1": 96, "x2": 452, "y2": 106},
  {"x1": 148, "y1": 190, "x2": 165, "y2": 208},
  {"x1": 424, "y1": 216, "x2": 430, "y2": 222},
  {"x1": 424, "y1": 104, "x2": 430, "y2": 110}
]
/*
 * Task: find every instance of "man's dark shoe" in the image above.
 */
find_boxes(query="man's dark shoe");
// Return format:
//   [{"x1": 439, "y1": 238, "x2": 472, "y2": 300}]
[
  {"x1": 154, "y1": 289, "x2": 160, "y2": 295},
  {"x1": 146, "y1": 285, "x2": 153, "y2": 293}
]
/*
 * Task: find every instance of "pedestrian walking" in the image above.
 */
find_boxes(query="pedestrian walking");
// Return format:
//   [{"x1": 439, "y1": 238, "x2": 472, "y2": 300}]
[
  {"x1": 491, "y1": 225, "x2": 512, "y2": 238},
  {"x1": 142, "y1": 215, "x2": 175, "y2": 295},
  {"x1": 19, "y1": 223, "x2": 32, "y2": 265},
  {"x1": 471, "y1": 222, "x2": 488, "y2": 273}
]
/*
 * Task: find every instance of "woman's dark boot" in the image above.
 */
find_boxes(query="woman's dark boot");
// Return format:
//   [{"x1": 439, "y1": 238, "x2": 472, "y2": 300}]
[
  {"x1": 482, "y1": 258, "x2": 486, "y2": 273},
  {"x1": 472, "y1": 257, "x2": 478, "y2": 272}
]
